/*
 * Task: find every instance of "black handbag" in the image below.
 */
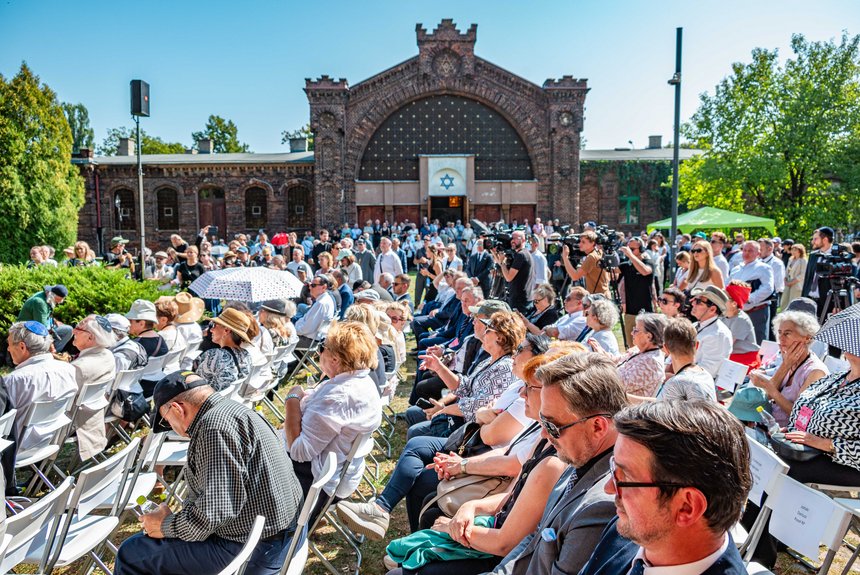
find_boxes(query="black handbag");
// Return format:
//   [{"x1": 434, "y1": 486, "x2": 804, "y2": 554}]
[
  {"x1": 441, "y1": 421, "x2": 492, "y2": 457},
  {"x1": 111, "y1": 390, "x2": 151, "y2": 422}
]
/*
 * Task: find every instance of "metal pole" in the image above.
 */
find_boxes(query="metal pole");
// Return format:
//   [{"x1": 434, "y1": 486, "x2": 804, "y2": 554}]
[
  {"x1": 669, "y1": 27, "x2": 683, "y2": 273},
  {"x1": 136, "y1": 115, "x2": 146, "y2": 279}
]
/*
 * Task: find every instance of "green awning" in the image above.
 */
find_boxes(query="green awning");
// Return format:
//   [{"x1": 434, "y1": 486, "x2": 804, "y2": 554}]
[{"x1": 647, "y1": 207, "x2": 776, "y2": 234}]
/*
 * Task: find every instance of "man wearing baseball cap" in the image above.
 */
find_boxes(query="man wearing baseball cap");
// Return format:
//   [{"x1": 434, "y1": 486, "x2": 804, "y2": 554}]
[
  {"x1": 114, "y1": 371, "x2": 303, "y2": 575},
  {"x1": 18, "y1": 284, "x2": 72, "y2": 352},
  {"x1": 689, "y1": 286, "x2": 733, "y2": 378}
]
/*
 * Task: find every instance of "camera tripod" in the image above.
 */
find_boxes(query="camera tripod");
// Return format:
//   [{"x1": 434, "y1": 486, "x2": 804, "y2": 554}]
[{"x1": 818, "y1": 277, "x2": 859, "y2": 324}]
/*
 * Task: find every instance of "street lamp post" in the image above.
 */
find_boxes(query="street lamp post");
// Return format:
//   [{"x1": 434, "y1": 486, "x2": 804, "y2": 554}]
[
  {"x1": 668, "y1": 27, "x2": 683, "y2": 275},
  {"x1": 130, "y1": 79, "x2": 150, "y2": 280}
]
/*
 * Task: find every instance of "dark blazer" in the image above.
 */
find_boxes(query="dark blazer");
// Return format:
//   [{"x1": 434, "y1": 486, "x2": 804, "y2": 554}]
[
  {"x1": 467, "y1": 250, "x2": 494, "y2": 296},
  {"x1": 578, "y1": 519, "x2": 745, "y2": 575},
  {"x1": 801, "y1": 249, "x2": 831, "y2": 299},
  {"x1": 494, "y1": 451, "x2": 616, "y2": 575}
]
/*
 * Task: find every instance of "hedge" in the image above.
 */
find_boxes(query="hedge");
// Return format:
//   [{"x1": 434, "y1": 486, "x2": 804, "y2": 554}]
[{"x1": 0, "y1": 264, "x2": 166, "y2": 333}]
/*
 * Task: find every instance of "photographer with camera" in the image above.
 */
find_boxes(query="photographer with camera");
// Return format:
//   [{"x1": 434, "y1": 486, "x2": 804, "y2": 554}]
[
  {"x1": 615, "y1": 237, "x2": 656, "y2": 346},
  {"x1": 559, "y1": 231, "x2": 610, "y2": 297},
  {"x1": 493, "y1": 230, "x2": 531, "y2": 314},
  {"x1": 104, "y1": 236, "x2": 136, "y2": 275},
  {"x1": 801, "y1": 226, "x2": 852, "y2": 320}
]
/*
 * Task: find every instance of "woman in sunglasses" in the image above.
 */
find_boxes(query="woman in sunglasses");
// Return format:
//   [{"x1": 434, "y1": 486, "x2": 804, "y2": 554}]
[{"x1": 680, "y1": 240, "x2": 724, "y2": 291}]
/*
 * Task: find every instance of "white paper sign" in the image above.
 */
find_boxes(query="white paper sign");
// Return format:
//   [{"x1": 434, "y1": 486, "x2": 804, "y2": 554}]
[
  {"x1": 715, "y1": 359, "x2": 748, "y2": 393},
  {"x1": 747, "y1": 439, "x2": 785, "y2": 506},
  {"x1": 768, "y1": 479, "x2": 833, "y2": 559},
  {"x1": 759, "y1": 340, "x2": 780, "y2": 364}
]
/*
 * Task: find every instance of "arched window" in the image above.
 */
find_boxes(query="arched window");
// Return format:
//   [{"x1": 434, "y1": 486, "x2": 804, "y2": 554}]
[
  {"x1": 156, "y1": 188, "x2": 179, "y2": 230},
  {"x1": 113, "y1": 189, "x2": 136, "y2": 230},
  {"x1": 359, "y1": 95, "x2": 533, "y2": 181},
  {"x1": 245, "y1": 187, "x2": 268, "y2": 230}
]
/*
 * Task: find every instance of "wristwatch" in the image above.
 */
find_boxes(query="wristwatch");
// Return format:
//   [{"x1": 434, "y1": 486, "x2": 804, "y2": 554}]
[
  {"x1": 286, "y1": 394, "x2": 302, "y2": 401},
  {"x1": 460, "y1": 458, "x2": 469, "y2": 475}
]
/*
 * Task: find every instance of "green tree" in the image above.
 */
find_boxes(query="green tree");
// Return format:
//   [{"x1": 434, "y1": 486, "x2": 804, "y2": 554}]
[
  {"x1": 0, "y1": 63, "x2": 85, "y2": 264},
  {"x1": 192, "y1": 115, "x2": 250, "y2": 153},
  {"x1": 679, "y1": 32, "x2": 860, "y2": 240},
  {"x1": 281, "y1": 123, "x2": 314, "y2": 150},
  {"x1": 97, "y1": 126, "x2": 186, "y2": 156},
  {"x1": 62, "y1": 102, "x2": 95, "y2": 153}
]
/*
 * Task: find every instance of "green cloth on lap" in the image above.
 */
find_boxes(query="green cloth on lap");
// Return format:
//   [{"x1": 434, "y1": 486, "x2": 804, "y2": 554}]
[{"x1": 386, "y1": 515, "x2": 496, "y2": 570}]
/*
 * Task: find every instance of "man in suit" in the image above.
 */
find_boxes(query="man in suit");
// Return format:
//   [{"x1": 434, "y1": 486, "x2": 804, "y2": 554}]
[
  {"x1": 488, "y1": 352, "x2": 626, "y2": 575},
  {"x1": 801, "y1": 226, "x2": 835, "y2": 319},
  {"x1": 578, "y1": 401, "x2": 751, "y2": 575},
  {"x1": 391, "y1": 273, "x2": 414, "y2": 311},
  {"x1": 466, "y1": 236, "x2": 494, "y2": 299}
]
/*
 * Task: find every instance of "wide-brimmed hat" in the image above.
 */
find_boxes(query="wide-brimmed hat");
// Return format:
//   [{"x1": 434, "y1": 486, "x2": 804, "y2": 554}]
[
  {"x1": 691, "y1": 286, "x2": 730, "y2": 314},
  {"x1": 468, "y1": 299, "x2": 511, "y2": 316},
  {"x1": 210, "y1": 308, "x2": 252, "y2": 344},
  {"x1": 354, "y1": 289, "x2": 380, "y2": 302},
  {"x1": 727, "y1": 386, "x2": 769, "y2": 423},
  {"x1": 175, "y1": 292, "x2": 205, "y2": 324},
  {"x1": 260, "y1": 299, "x2": 288, "y2": 316},
  {"x1": 125, "y1": 299, "x2": 157, "y2": 323},
  {"x1": 154, "y1": 251, "x2": 168, "y2": 259}
]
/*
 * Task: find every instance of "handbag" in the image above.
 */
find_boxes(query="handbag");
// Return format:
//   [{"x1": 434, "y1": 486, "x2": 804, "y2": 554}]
[
  {"x1": 110, "y1": 390, "x2": 150, "y2": 422},
  {"x1": 441, "y1": 422, "x2": 492, "y2": 458},
  {"x1": 768, "y1": 432, "x2": 823, "y2": 462},
  {"x1": 420, "y1": 473, "x2": 512, "y2": 518}
]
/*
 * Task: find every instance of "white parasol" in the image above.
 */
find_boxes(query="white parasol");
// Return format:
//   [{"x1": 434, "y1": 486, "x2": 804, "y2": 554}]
[{"x1": 188, "y1": 267, "x2": 304, "y2": 303}]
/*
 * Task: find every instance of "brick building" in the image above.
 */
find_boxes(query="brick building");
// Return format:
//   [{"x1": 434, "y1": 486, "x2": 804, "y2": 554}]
[{"x1": 73, "y1": 19, "x2": 699, "y2": 253}]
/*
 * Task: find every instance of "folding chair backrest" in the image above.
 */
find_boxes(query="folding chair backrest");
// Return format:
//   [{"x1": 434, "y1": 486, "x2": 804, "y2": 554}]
[
  {"x1": 1, "y1": 476, "x2": 74, "y2": 574},
  {"x1": 746, "y1": 435, "x2": 789, "y2": 506},
  {"x1": 140, "y1": 353, "x2": 168, "y2": 381},
  {"x1": 112, "y1": 367, "x2": 144, "y2": 393},
  {"x1": 280, "y1": 452, "x2": 338, "y2": 575},
  {"x1": 763, "y1": 474, "x2": 853, "y2": 574},
  {"x1": 19, "y1": 395, "x2": 75, "y2": 453},
  {"x1": 70, "y1": 436, "x2": 141, "y2": 518},
  {"x1": 74, "y1": 376, "x2": 113, "y2": 412},
  {"x1": 141, "y1": 431, "x2": 168, "y2": 471},
  {"x1": 180, "y1": 340, "x2": 201, "y2": 364},
  {"x1": 216, "y1": 515, "x2": 266, "y2": 575},
  {"x1": 0, "y1": 408, "x2": 17, "y2": 439},
  {"x1": 162, "y1": 348, "x2": 184, "y2": 374}
]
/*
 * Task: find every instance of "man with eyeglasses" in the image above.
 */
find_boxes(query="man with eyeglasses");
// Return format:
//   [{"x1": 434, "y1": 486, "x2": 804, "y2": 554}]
[
  {"x1": 577, "y1": 401, "x2": 750, "y2": 575},
  {"x1": 391, "y1": 273, "x2": 414, "y2": 311},
  {"x1": 543, "y1": 286, "x2": 589, "y2": 340},
  {"x1": 486, "y1": 352, "x2": 626, "y2": 575},
  {"x1": 294, "y1": 276, "x2": 336, "y2": 348},
  {"x1": 688, "y1": 286, "x2": 733, "y2": 378}
]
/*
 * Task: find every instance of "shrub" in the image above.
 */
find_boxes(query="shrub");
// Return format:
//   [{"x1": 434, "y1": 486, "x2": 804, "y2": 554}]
[{"x1": 0, "y1": 264, "x2": 165, "y2": 332}]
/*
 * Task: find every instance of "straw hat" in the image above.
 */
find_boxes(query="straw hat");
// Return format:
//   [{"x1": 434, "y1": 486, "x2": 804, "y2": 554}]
[
  {"x1": 175, "y1": 292, "x2": 205, "y2": 324},
  {"x1": 210, "y1": 308, "x2": 252, "y2": 344}
]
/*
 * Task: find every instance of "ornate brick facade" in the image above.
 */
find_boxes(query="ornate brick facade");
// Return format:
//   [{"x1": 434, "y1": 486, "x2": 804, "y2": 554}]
[{"x1": 306, "y1": 19, "x2": 588, "y2": 228}]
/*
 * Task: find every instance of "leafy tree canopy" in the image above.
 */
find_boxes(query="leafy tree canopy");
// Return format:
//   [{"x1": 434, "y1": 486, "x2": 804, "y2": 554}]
[
  {"x1": 192, "y1": 114, "x2": 250, "y2": 153},
  {"x1": 62, "y1": 102, "x2": 95, "y2": 153},
  {"x1": 679, "y1": 32, "x2": 860, "y2": 240},
  {"x1": 97, "y1": 127, "x2": 186, "y2": 156},
  {"x1": 0, "y1": 63, "x2": 85, "y2": 263}
]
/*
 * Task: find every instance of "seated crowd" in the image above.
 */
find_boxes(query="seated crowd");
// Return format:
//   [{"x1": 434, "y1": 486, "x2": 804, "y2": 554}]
[{"x1": 5, "y1": 219, "x2": 860, "y2": 575}]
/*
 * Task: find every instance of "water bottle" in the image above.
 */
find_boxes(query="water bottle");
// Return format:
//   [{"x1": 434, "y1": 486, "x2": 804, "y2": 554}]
[
  {"x1": 756, "y1": 406, "x2": 780, "y2": 436},
  {"x1": 136, "y1": 495, "x2": 162, "y2": 516}
]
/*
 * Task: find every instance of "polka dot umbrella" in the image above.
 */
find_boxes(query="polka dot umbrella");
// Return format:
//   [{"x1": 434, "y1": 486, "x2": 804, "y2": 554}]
[
  {"x1": 814, "y1": 302, "x2": 860, "y2": 357},
  {"x1": 188, "y1": 266, "x2": 304, "y2": 303}
]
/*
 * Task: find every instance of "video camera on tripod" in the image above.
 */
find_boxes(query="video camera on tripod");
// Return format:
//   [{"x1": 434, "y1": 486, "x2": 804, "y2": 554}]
[
  {"x1": 546, "y1": 224, "x2": 624, "y2": 269},
  {"x1": 815, "y1": 244, "x2": 858, "y2": 322}
]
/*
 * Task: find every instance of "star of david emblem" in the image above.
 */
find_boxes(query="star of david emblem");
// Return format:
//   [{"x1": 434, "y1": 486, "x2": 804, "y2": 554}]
[{"x1": 440, "y1": 174, "x2": 455, "y2": 190}]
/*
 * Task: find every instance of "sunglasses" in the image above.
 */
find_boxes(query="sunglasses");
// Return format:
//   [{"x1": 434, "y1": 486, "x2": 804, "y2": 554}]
[
  {"x1": 318, "y1": 340, "x2": 326, "y2": 354},
  {"x1": 608, "y1": 456, "x2": 688, "y2": 497},
  {"x1": 690, "y1": 248, "x2": 705, "y2": 254},
  {"x1": 477, "y1": 317, "x2": 496, "y2": 330},
  {"x1": 514, "y1": 343, "x2": 532, "y2": 356},
  {"x1": 538, "y1": 412, "x2": 610, "y2": 439},
  {"x1": 657, "y1": 297, "x2": 676, "y2": 305},
  {"x1": 691, "y1": 297, "x2": 714, "y2": 307}
]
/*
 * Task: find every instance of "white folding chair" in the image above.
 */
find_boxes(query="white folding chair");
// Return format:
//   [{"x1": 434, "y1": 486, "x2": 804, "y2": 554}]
[
  {"x1": 0, "y1": 476, "x2": 74, "y2": 574},
  {"x1": 215, "y1": 515, "x2": 266, "y2": 575},
  {"x1": 104, "y1": 367, "x2": 145, "y2": 443},
  {"x1": 736, "y1": 434, "x2": 789, "y2": 556},
  {"x1": 744, "y1": 473, "x2": 853, "y2": 575},
  {"x1": 20, "y1": 438, "x2": 142, "y2": 574},
  {"x1": 180, "y1": 339, "x2": 202, "y2": 370},
  {"x1": 139, "y1": 353, "x2": 169, "y2": 397},
  {"x1": 0, "y1": 408, "x2": 18, "y2": 454},
  {"x1": 142, "y1": 431, "x2": 189, "y2": 504},
  {"x1": 95, "y1": 431, "x2": 159, "y2": 514},
  {"x1": 279, "y1": 452, "x2": 338, "y2": 575},
  {"x1": 65, "y1": 375, "x2": 115, "y2": 469},
  {"x1": 833, "y1": 497, "x2": 860, "y2": 575},
  {"x1": 16, "y1": 395, "x2": 75, "y2": 495}
]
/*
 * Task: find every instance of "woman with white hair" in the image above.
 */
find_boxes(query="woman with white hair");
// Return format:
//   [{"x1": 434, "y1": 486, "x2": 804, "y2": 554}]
[
  {"x1": 584, "y1": 298, "x2": 620, "y2": 355},
  {"x1": 71, "y1": 314, "x2": 117, "y2": 460},
  {"x1": 749, "y1": 310, "x2": 829, "y2": 427}
]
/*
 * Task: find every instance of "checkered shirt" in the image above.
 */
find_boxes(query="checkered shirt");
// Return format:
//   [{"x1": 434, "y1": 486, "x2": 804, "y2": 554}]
[{"x1": 161, "y1": 394, "x2": 303, "y2": 542}]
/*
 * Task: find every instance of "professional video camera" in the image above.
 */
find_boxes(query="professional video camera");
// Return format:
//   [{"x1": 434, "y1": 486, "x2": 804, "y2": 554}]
[
  {"x1": 816, "y1": 244, "x2": 855, "y2": 279},
  {"x1": 546, "y1": 223, "x2": 623, "y2": 268}
]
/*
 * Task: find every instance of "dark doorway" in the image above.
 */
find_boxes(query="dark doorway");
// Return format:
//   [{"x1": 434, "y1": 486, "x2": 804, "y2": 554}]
[
  {"x1": 430, "y1": 196, "x2": 464, "y2": 225},
  {"x1": 198, "y1": 188, "x2": 226, "y2": 236}
]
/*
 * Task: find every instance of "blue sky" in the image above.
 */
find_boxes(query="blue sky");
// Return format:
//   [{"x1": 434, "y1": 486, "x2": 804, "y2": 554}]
[{"x1": 1, "y1": 1, "x2": 857, "y2": 153}]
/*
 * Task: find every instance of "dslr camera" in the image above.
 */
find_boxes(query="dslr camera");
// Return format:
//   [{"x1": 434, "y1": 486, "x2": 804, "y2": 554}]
[{"x1": 816, "y1": 244, "x2": 855, "y2": 279}]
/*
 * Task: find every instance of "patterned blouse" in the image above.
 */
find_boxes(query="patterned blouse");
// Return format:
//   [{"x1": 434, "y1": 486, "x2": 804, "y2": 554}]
[
  {"x1": 617, "y1": 348, "x2": 666, "y2": 397},
  {"x1": 455, "y1": 355, "x2": 514, "y2": 422},
  {"x1": 789, "y1": 370, "x2": 860, "y2": 471},
  {"x1": 195, "y1": 346, "x2": 252, "y2": 392}
]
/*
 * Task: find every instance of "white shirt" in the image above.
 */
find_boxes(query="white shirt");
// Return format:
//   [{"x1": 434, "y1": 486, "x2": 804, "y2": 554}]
[
  {"x1": 288, "y1": 369, "x2": 382, "y2": 497},
  {"x1": 530, "y1": 249, "x2": 549, "y2": 285},
  {"x1": 373, "y1": 250, "x2": 404, "y2": 283},
  {"x1": 159, "y1": 327, "x2": 187, "y2": 373},
  {"x1": 176, "y1": 322, "x2": 203, "y2": 370},
  {"x1": 590, "y1": 329, "x2": 620, "y2": 356},
  {"x1": 295, "y1": 291, "x2": 336, "y2": 339},
  {"x1": 713, "y1": 254, "x2": 730, "y2": 280},
  {"x1": 553, "y1": 311, "x2": 587, "y2": 341},
  {"x1": 632, "y1": 533, "x2": 728, "y2": 575},
  {"x1": 286, "y1": 260, "x2": 313, "y2": 278},
  {"x1": 729, "y1": 260, "x2": 774, "y2": 309},
  {"x1": 694, "y1": 316, "x2": 733, "y2": 378},
  {"x1": 760, "y1": 254, "x2": 785, "y2": 293},
  {"x1": 5, "y1": 353, "x2": 78, "y2": 451}
]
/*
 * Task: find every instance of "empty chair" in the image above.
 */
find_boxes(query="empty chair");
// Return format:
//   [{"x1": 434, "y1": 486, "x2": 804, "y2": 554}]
[{"x1": 215, "y1": 515, "x2": 266, "y2": 575}]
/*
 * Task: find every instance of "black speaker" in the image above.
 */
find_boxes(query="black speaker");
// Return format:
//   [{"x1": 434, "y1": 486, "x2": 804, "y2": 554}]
[{"x1": 130, "y1": 80, "x2": 150, "y2": 117}]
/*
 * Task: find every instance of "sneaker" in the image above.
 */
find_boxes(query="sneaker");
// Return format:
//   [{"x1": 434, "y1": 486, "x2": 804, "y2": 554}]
[
  {"x1": 336, "y1": 500, "x2": 390, "y2": 541},
  {"x1": 383, "y1": 554, "x2": 398, "y2": 571}
]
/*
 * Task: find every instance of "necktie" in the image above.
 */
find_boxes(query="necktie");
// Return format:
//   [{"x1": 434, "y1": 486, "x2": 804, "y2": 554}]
[
  {"x1": 562, "y1": 470, "x2": 579, "y2": 497},
  {"x1": 628, "y1": 558, "x2": 646, "y2": 575}
]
